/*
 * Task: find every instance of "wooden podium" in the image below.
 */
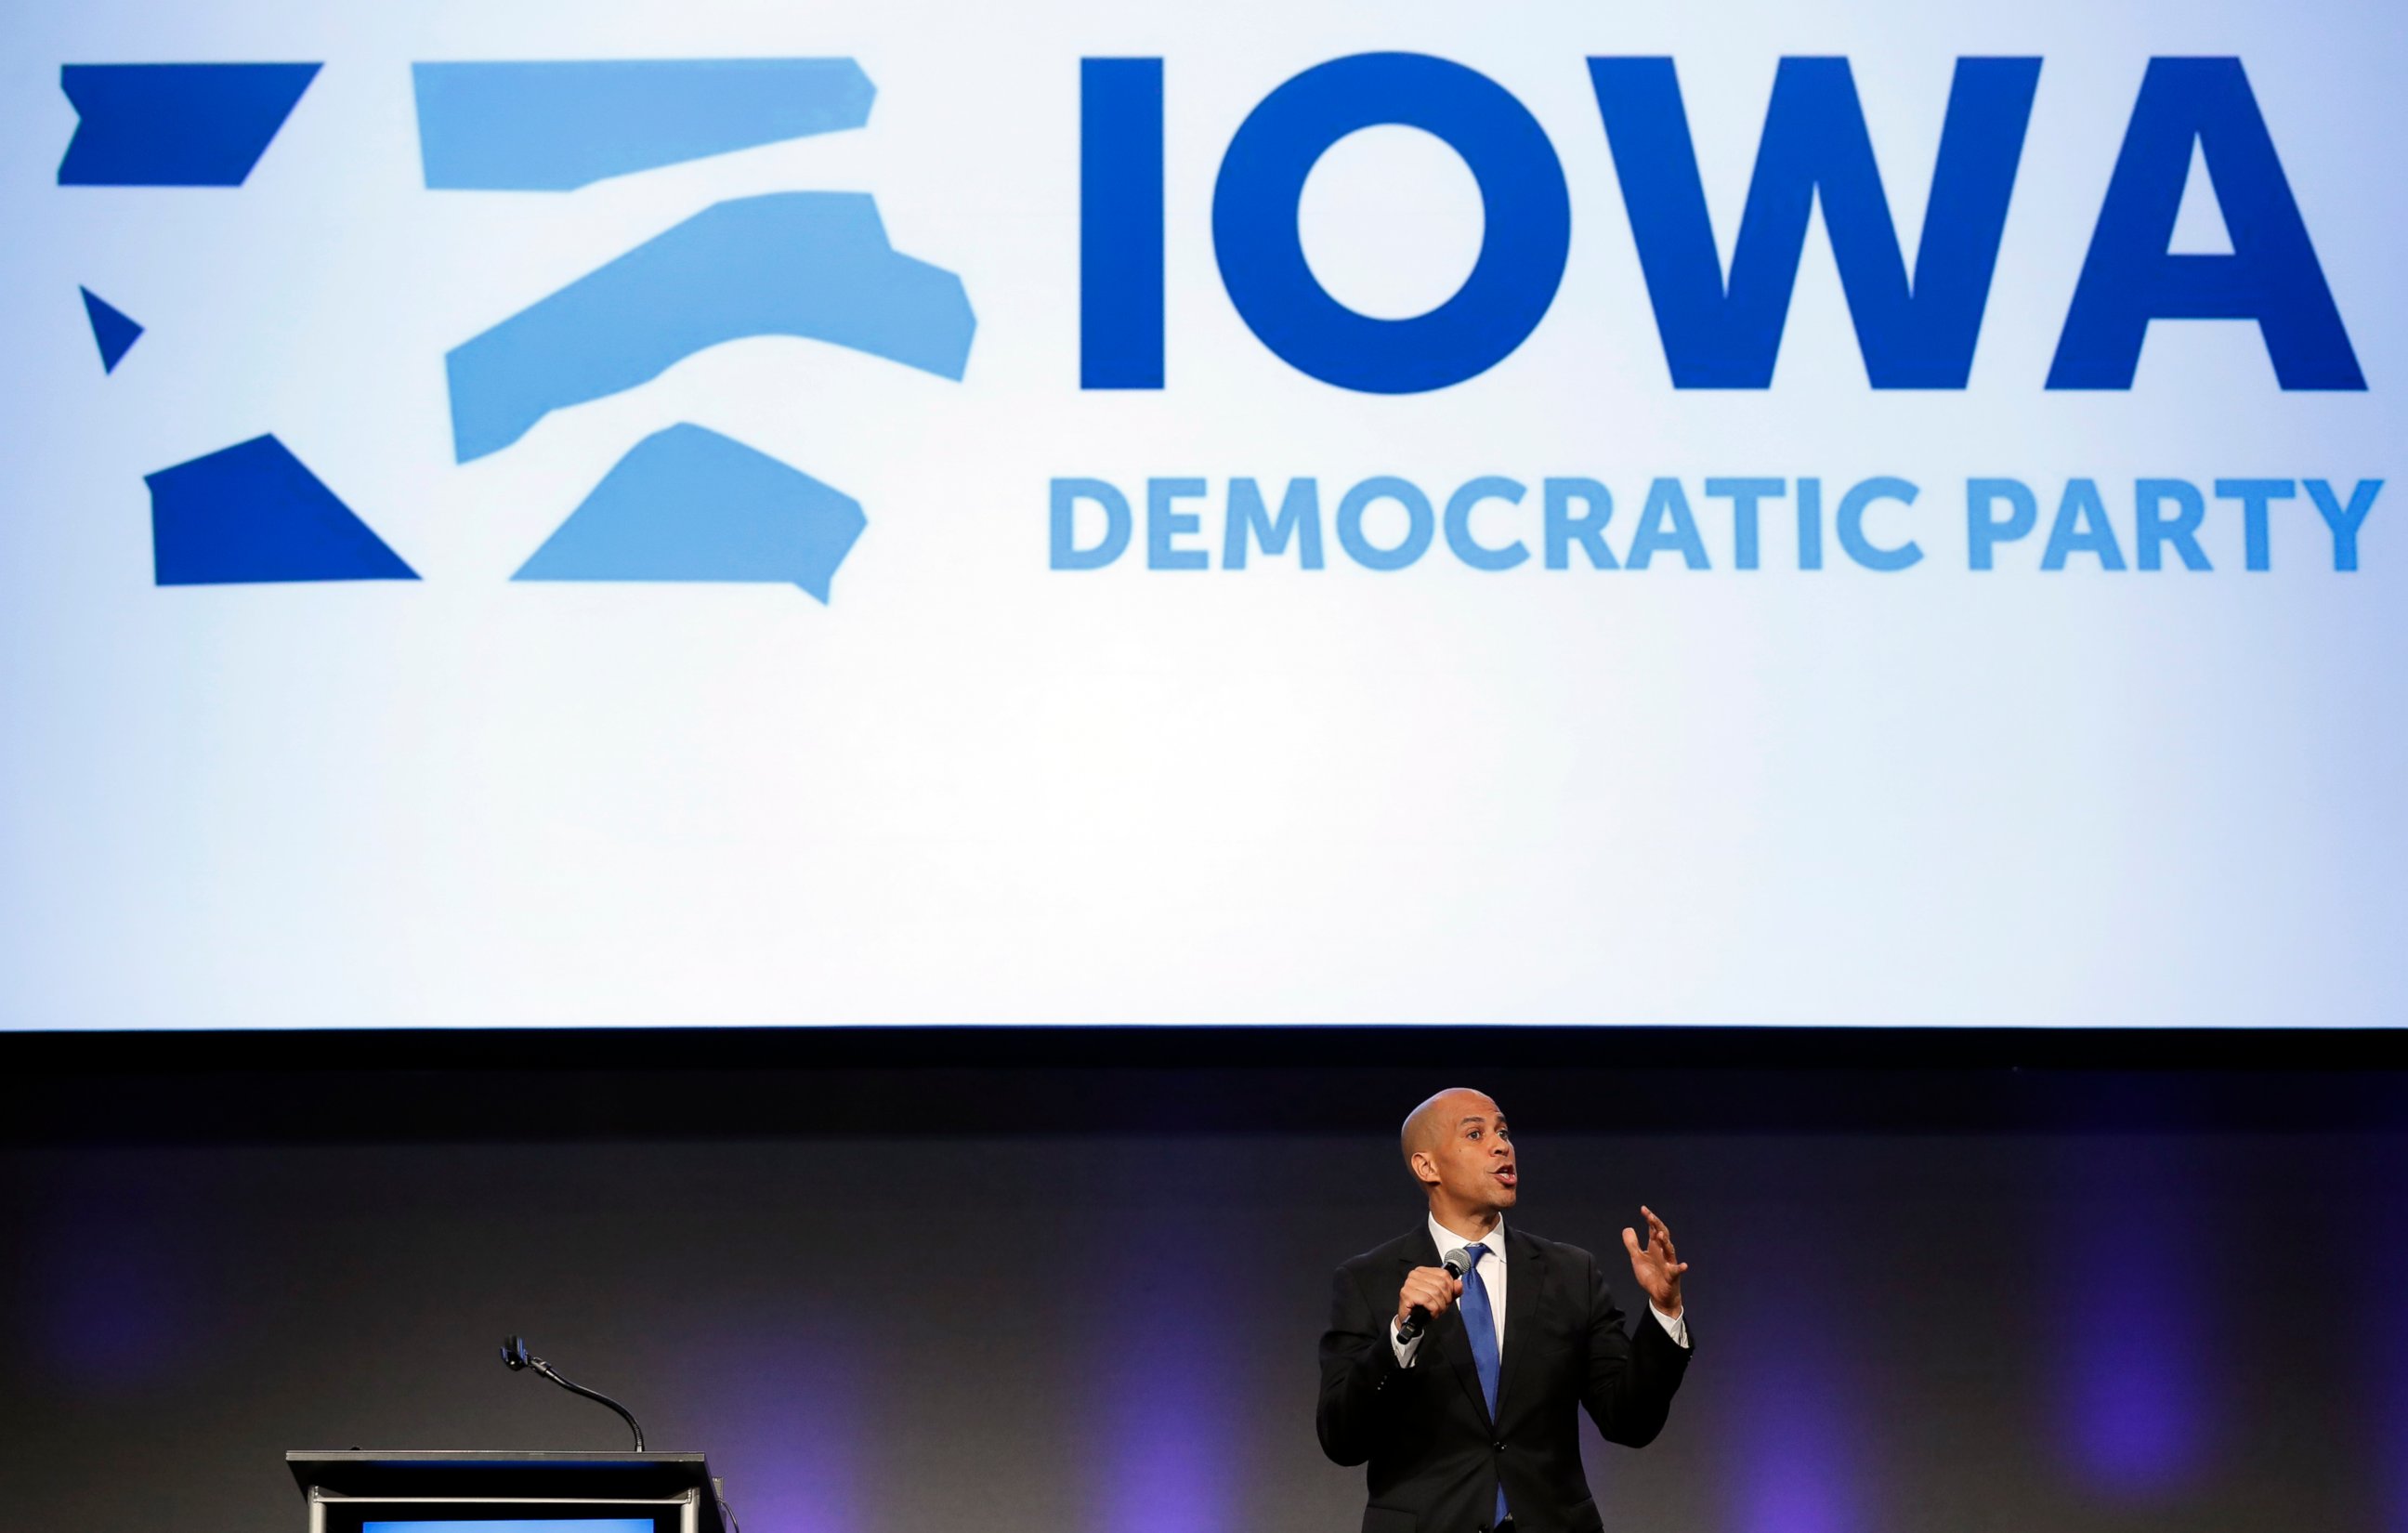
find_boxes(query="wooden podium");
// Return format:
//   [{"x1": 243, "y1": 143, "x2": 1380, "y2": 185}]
[{"x1": 288, "y1": 1452, "x2": 728, "y2": 1533}]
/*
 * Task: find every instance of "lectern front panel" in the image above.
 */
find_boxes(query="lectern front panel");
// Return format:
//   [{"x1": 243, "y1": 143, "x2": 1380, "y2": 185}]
[
  {"x1": 369, "y1": 1522, "x2": 655, "y2": 1533},
  {"x1": 314, "y1": 1499, "x2": 693, "y2": 1533}
]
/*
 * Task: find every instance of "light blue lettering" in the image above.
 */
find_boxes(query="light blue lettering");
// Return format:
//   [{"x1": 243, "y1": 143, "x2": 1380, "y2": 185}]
[
  {"x1": 1051, "y1": 477, "x2": 1131, "y2": 570},
  {"x1": 1337, "y1": 477, "x2": 1435, "y2": 570},
  {"x1": 2041, "y1": 478, "x2": 2127, "y2": 570}
]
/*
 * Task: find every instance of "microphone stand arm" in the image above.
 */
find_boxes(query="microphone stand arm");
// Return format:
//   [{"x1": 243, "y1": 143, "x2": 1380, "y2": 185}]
[{"x1": 527, "y1": 1356, "x2": 648, "y2": 1452}]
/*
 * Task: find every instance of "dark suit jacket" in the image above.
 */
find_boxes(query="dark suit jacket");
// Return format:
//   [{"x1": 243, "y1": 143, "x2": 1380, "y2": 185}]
[{"x1": 1317, "y1": 1224, "x2": 1691, "y2": 1533}]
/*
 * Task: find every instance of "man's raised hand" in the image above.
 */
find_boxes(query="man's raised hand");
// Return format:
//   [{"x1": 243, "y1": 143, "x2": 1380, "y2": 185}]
[
  {"x1": 1396, "y1": 1265, "x2": 1466, "y2": 1330},
  {"x1": 1620, "y1": 1206, "x2": 1689, "y2": 1317}
]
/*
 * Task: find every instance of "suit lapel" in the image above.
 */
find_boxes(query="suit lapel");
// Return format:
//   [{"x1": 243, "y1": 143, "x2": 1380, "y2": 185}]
[
  {"x1": 1399, "y1": 1234, "x2": 1492, "y2": 1427},
  {"x1": 1494, "y1": 1225, "x2": 1541, "y2": 1427}
]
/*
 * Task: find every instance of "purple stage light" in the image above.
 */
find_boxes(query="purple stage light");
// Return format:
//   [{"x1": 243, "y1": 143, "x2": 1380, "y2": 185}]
[
  {"x1": 1692, "y1": 1198, "x2": 1869, "y2": 1533},
  {"x1": 1095, "y1": 1357, "x2": 1237, "y2": 1533},
  {"x1": 2052, "y1": 1139, "x2": 2214, "y2": 1498},
  {"x1": 1722, "y1": 1276, "x2": 1862, "y2": 1533},
  {"x1": 1086, "y1": 1215, "x2": 1246, "y2": 1533},
  {"x1": 1734, "y1": 1352, "x2": 1853, "y2": 1533},
  {"x1": 18, "y1": 1162, "x2": 214, "y2": 1392},
  {"x1": 677, "y1": 1318, "x2": 864, "y2": 1533}
]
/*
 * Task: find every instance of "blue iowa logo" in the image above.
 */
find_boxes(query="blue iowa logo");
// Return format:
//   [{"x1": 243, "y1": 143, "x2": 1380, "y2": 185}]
[{"x1": 59, "y1": 58, "x2": 977, "y2": 603}]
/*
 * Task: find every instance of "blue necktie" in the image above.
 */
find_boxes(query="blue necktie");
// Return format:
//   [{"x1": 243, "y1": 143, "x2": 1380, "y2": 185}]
[{"x1": 1458, "y1": 1242, "x2": 1509, "y2": 1526}]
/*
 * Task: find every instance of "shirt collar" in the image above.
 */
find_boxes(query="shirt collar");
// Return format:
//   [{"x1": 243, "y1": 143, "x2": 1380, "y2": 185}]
[{"x1": 1429, "y1": 1211, "x2": 1506, "y2": 1270}]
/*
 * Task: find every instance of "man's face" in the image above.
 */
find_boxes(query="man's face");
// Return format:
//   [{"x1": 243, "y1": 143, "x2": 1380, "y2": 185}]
[{"x1": 1416, "y1": 1092, "x2": 1519, "y2": 1215}]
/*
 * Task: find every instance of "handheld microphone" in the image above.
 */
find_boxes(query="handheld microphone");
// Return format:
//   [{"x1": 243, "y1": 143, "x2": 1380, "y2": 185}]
[
  {"x1": 499, "y1": 1335, "x2": 649, "y2": 1452},
  {"x1": 1396, "y1": 1247, "x2": 1472, "y2": 1343}
]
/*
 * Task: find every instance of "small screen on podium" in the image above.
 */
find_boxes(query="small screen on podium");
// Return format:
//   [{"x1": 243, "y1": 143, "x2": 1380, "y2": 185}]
[{"x1": 366, "y1": 1523, "x2": 654, "y2": 1533}]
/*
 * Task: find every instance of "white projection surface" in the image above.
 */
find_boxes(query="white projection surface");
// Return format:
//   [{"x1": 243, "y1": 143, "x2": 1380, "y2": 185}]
[{"x1": 2, "y1": 0, "x2": 2403, "y2": 1027}]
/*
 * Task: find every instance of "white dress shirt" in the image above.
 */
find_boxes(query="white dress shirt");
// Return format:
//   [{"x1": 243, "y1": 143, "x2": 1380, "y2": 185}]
[{"x1": 1390, "y1": 1212, "x2": 1690, "y2": 1367}]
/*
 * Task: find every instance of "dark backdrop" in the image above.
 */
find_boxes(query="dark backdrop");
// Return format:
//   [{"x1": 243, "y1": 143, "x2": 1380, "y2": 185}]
[{"x1": 3, "y1": 1029, "x2": 2404, "y2": 1533}]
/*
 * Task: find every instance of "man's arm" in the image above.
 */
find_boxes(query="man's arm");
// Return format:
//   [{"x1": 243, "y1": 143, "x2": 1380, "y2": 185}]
[
  {"x1": 1577, "y1": 1250, "x2": 1692, "y2": 1448},
  {"x1": 1316, "y1": 1264, "x2": 1405, "y2": 1466}
]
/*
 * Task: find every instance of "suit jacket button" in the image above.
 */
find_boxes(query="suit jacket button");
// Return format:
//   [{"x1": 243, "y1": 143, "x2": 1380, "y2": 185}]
[{"x1": 1493, "y1": 1440, "x2": 1506, "y2": 1452}]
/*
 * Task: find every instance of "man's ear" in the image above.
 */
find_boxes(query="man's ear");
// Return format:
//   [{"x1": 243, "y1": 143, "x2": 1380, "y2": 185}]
[{"x1": 1408, "y1": 1149, "x2": 1440, "y2": 1187}]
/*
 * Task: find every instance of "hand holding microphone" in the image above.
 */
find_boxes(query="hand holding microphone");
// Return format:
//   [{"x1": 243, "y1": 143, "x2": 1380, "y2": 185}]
[{"x1": 1395, "y1": 1248, "x2": 1472, "y2": 1342}]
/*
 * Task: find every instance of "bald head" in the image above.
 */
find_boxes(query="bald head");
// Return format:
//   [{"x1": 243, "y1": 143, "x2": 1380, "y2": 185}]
[
  {"x1": 1401, "y1": 1087, "x2": 1501, "y2": 1168},
  {"x1": 1399, "y1": 1087, "x2": 1518, "y2": 1224}
]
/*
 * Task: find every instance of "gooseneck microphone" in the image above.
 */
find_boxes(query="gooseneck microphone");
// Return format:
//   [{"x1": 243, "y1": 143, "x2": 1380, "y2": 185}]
[
  {"x1": 500, "y1": 1335, "x2": 648, "y2": 1452},
  {"x1": 1395, "y1": 1247, "x2": 1472, "y2": 1343}
]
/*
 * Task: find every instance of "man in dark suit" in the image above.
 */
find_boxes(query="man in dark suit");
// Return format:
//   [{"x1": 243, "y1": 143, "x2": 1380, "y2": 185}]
[{"x1": 1317, "y1": 1088, "x2": 1693, "y2": 1533}]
